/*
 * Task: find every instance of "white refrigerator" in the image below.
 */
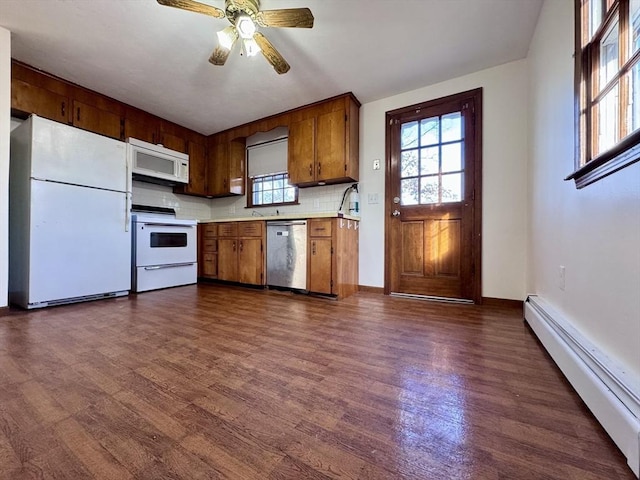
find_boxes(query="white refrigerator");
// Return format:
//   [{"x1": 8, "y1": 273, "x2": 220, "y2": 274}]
[{"x1": 9, "y1": 115, "x2": 132, "y2": 309}]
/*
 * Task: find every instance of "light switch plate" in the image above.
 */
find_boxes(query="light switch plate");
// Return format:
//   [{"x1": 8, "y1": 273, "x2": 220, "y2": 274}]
[
  {"x1": 368, "y1": 193, "x2": 379, "y2": 204},
  {"x1": 373, "y1": 159, "x2": 380, "y2": 170}
]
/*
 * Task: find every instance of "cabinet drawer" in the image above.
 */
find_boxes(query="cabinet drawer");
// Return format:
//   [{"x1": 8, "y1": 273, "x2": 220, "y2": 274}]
[
  {"x1": 217, "y1": 222, "x2": 238, "y2": 237},
  {"x1": 238, "y1": 221, "x2": 263, "y2": 237},
  {"x1": 202, "y1": 224, "x2": 217, "y2": 238},
  {"x1": 308, "y1": 219, "x2": 332, "y2": 237},
  {"x1": 202, "y1": 239, "x2": 217, "y2": 252}
]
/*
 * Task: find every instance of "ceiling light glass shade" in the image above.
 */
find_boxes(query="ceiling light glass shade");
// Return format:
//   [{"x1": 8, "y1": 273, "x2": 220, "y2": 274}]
[
  {"x1": 243, "y1": 38, "x2": 261, "y2": 57},
  {"x1": 217, "y1": 25, "x2": 238, "y2": 51},
  {"x1": 236, "y1": 14, "x2": 256, "y2": 39}
]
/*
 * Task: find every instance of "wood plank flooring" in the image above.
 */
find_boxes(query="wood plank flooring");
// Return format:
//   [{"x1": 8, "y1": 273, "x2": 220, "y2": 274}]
[{"x1": 0, "y1": 284, "x2": 634, "y2": 479}]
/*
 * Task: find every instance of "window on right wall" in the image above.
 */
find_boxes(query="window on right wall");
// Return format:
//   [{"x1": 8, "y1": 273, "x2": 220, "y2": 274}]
[{"x1": 571, "y1": 0, "x2": 640, "y2": 188}]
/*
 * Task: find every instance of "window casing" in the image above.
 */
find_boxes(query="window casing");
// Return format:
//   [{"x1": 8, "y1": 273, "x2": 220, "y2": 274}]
[
  {"x1": 571, "y1": 0, "x2": 640, "y2": 187},
  {"x1": 248, "y1": 172, "x2": 298, "y2": 208}
]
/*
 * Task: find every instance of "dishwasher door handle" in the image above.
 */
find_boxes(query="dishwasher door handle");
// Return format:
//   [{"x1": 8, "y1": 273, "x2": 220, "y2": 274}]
[{"x1": 268, "y1": 221, "x2": 307, "y2": 227}]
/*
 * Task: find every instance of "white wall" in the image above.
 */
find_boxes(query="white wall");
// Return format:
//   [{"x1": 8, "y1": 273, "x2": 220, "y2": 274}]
[
  {"x1": 359, "y1": 60, "x2": 529, "y2": 300},
  {"x1": 0, "y1": 27, "x2": 10, "y2": 308},
  {"x1": 528, "y1": 0, "x2": 640, "y2": 380}
]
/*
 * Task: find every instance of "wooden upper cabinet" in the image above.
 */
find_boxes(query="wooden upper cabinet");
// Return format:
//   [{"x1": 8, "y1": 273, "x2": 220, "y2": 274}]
[
  {"x1": 288, "y1": 94, "x2": 360, "y2": 187},
  {"x1": 124, "y1": 115, "x2": 159, "y2": 144},
  {"x1": 174, "y1": 139, "x2": 208, "y2": 197},
  {"x1": 71, "y1": 100, "x2": 121, "y2": 139},
  {"x1": 207, "y1": 136, "x2": 245, "y2": 197},
  {"x1": 159, "y1": 131, "x2": 187, "y2": 153},
  {"x1": 11, "y1": 78, "x2": 69, "y2": 123},
  {"x1": 288, "y1": 117, "x2": 316, "y2": 184}
]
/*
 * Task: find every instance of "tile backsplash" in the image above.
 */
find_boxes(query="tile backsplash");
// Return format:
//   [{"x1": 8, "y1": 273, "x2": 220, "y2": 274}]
[
  {"x1": 132, "y1": 182, "x2": 212, "y2": 220},
  {"x1": 209, "y1": 183, "x2": 354, "y2": 219}
]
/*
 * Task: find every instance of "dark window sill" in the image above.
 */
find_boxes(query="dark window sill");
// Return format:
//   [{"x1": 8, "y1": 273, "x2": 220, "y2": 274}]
[{"x1": 566, "y1": 138, "x2": 640, "y2": 189}]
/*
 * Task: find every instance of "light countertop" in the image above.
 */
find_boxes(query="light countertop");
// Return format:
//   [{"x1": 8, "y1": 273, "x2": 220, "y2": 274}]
[{"x1": 199, "y1": 212, "x2": 360, "y2": 223}]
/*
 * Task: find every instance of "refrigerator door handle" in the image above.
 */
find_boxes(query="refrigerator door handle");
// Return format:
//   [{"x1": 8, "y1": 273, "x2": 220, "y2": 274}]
[{"x1": 125, "y1": 154, "x2": 132, "y2": 232}]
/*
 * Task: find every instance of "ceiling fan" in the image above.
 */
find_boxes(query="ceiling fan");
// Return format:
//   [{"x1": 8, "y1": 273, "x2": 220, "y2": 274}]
[{"x1": 157, "y1": 0, "x2": 314, "y2": 74}]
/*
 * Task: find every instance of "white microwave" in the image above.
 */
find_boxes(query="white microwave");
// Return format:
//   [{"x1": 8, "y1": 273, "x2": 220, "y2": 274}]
[{"x1": 127, "y1": 138, "x2": 189, "y2": 185}]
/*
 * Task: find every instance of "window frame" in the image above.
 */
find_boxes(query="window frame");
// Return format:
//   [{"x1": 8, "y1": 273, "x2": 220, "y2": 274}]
[
  {"x1": 570, "y1": 0, "x2": 640, "y2": 188},
  {"x1": 246, "y1": 171, "x2": 299, "y2": 208}
]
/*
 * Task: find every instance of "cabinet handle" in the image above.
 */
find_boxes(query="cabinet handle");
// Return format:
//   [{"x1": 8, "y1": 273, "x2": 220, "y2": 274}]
[
  {"x1": 233, "y1": 241, "x2": 236, "y2": 252},
  {"x1": 239, "y1": 241, "x2": 243, "y2": 252},
  {"x1": 309, "y1": 164, "x2": 312, "y2": 177},
  {"x1": 76, "y1": 107, "x2": 80, "y2": 122},
  {"x1": 312, "y1": 241, "x2": 316, "y2": 255},
  {"x1": 61, "y1": 102, "x2": 65, "y2": 117},
  {"x1": 318, "y1": 162, "x2": 321, "y2": 177}
]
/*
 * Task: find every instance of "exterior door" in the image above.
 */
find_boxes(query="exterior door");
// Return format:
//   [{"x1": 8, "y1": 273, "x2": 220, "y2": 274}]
[{"x1": 385, "y1": 89, "x2": 482, "y2": 303}]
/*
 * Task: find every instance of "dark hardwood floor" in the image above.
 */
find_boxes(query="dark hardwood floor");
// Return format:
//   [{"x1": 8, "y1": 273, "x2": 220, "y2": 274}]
[{"x1": 0, "y1": 284, "x2": 634, "y2": 479}]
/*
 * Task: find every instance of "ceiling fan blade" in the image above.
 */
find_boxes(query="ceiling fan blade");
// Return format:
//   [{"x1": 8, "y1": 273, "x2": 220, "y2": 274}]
[
  {"x1": 253, "y1": 32, "x2": 290, "y2": 74},
  {"x1": 255, "y1": 8, "x2": 314, "y2": 28},
  {"x1": 156, "y1": 0, "x2": 225, "y2": 19}
]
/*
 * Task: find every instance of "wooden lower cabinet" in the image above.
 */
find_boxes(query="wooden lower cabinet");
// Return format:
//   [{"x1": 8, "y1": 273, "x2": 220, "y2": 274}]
[
  {"x1": 308, "y1": 218, "x2": 359, "y2": 299},
  {"x1": 209, "y1": 221, "x2": 265, "y2": 285},
  {"x1": 199, "y1": 224, "x2": 218, "y2": 279},
  {"x1": 199, "y1": 218, "x2": 358, "y2": 298}
]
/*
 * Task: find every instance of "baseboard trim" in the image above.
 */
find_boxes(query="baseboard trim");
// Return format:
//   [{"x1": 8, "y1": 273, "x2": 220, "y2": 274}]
[
  {"x1": 358, "y1": 285, "x2": 384, "y2": 294},
  {"x1": 524, "y1": 295, "x2": 640, "y2": 477}
]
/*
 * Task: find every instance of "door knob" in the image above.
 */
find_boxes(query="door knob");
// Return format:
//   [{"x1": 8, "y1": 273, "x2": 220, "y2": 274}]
[{"x1": 392, "y1": 209, "x2": 400, "y2": 217}]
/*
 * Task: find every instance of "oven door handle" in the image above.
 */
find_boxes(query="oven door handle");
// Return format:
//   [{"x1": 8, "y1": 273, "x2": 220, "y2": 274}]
[
  {"x1": 143, "y1": 262, "x2": 195, "y2": 270},
  {"x1": 140, "y1": 223, "x2": 195, "y2": 228}
]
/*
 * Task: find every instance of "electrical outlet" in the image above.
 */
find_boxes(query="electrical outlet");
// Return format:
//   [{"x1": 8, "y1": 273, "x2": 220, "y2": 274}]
[
  {"x1": 558, "y1": 265, "x2": 566, "y2": 291},
  {"x1": 373, "y1": 159, "x2": 381, "y2": 170}
]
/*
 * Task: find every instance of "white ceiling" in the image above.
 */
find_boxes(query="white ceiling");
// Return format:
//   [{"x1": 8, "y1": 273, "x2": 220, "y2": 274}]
[{"x1": 1, "y1": 0, "x2": 543, "y2": 135}]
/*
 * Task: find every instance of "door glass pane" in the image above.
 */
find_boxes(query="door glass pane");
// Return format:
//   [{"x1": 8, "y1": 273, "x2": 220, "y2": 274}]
[
  {"x1": 420, "y1": 146, "x2": 439, "y2": 175},
  {"x1": 441, "y1": 112, "x2": 462, "y2": 142},
  {"x1": 420, "y1": 176, "x2": 439, "y2": 204},
  {"x1": 441, "y1": 173, "x2": 463, "y2": 203},
  {"x1": 631, "y1": 0, "x2": 640, "y2": 55},
  {"x1": 401, "y1": 178, "x2": 419, "y2": 205},
  {"x1": 597, "y1": 83, "x2": 619, "y2": 154},
  {"x1": 442, "y1": 142, "x2": 462, "y2": 173},
  {"x1": 401, "y1": 121, "x2": 419, "y2": 149},
  {"x1": 420, "y1": 117, "x2": 439, "y2": 146},
  {"x1": 600, "y1": 19, "x2": 619, "y2": 89},
  {"x1": 629, "y1": 63, "x2": 640, "y2": 133},
  {"x1": 401, "y1": 150, "x2": 419, "y2": 177}
]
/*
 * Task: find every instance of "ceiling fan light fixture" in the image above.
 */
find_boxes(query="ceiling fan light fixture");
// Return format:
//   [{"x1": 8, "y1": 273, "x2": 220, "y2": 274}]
[
  {"x1": 236, "y1": 14, "x2": 256, "y2": 39},
  {"x1": 242, "y1": 37, "x2": 261, "y2": 57},
  {"x1": 216, "y1": 25, "x2": 238, "y2": 51}
]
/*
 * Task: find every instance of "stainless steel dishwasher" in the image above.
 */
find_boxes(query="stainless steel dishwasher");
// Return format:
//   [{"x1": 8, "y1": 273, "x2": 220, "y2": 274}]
[{"x1": 266, "y1": 220, "x2": 307, "y2": 290}]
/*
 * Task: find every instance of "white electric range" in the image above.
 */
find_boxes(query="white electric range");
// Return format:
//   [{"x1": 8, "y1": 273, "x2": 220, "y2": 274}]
[{"x1": 131, "y1": 206, "x2": 197, "y2": 292}]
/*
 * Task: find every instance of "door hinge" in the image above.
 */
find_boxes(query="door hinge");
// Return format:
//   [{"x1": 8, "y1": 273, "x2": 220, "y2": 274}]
[
  {"x1": 331, "y1": 247, "x2": 334, "y2": 255},
  {"x1": 344, "y1": 164, "x2": 347, "y2": 172},
  {"x1": 345, "y1": 114, "x2": 348, "y2": 122}
]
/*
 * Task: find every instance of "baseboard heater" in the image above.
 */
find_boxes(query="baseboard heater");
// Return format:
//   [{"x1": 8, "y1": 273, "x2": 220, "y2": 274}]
[{"x1": 524, "y1": 295, "x2": 640, "y2": 477}]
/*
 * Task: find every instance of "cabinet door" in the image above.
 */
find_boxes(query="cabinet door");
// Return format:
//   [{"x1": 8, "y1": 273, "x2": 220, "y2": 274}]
[
  {"x1": 218, "y1": 238, "x2": 238, "y2": 282},
  {"x1": 228, "y1": 138, "x2": 246, "y2": 195},
  {"x1": 177, "y1": 141, "x2": 207, "y2": 196},
  {"x1": 72, "y1": 100, "x2": 121, "y2": 139},
  {"x1": 309, "y1": 237, "x2": 332, "y2": 294},
  {"x1": 11, "y1": 79, "x2": 69, "y2": 123},
  {"x1": 316, "y1": 109, "x2": 346, "y2": 182},
  {"x1": 208, "y1": 142, "x2": 229, "y2": 196},
  {"x1": 202, "y1": 253, "x2": 218, "y2": 278},
  {"x1": 124, "y1": 117, "x2": 157, "y2": 144},
  {"x1": 238, "y1": 238, "x2": 263, "y2": 285},
  {"x1": 160, "y1": 131, "x2": 187, "y2": 154},
  {"x1": 288, "y1": 117, "x2": 316, "y2": 184}
]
